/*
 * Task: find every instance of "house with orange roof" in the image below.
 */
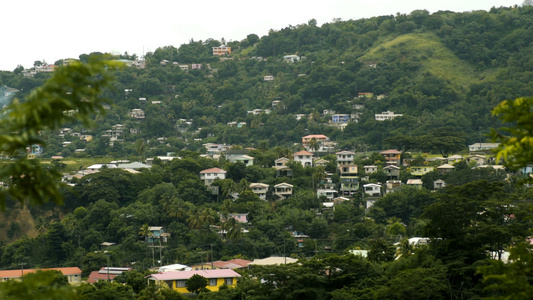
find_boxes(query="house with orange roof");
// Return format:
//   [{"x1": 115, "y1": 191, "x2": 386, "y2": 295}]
[
  {"x1": 301, "y1": 134, "x2": 329, "y2": 151},
  {"x1": 293, "y1": 150, "x2": 313, "y2": 167},
  {"x1": 199, "y1": 168, "x2": 227, "y2": 186},
  {"x1": 200, "y1": 167, "x2": 227, "y2": 195},
  {"x1": 0, "y1": 267, "x2": 82, "y2": 283},
  {"x1": 380, "y1": 149, "x2": 402, "y2": 166}
]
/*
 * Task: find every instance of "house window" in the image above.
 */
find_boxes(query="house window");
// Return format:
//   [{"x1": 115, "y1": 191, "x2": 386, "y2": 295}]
[
  {"x1": 225, "y1": 278, "x2": 233, "y2": 285},
  {"x1": 177, "y1": 280, "x2": 186, "y2": 288},
  {"x1": 209, "y1": 278, "x2": 217, "y2": 286}
]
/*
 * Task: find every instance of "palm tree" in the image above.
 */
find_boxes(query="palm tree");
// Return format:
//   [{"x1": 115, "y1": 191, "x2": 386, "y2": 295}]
[
  {"x1": 395, "y1": 238, "x2": 415, "y2": 259},
  {"x1": 223, "y1": 217, "x2": 243, "y2": 242},
  {"x1": 312, "y1": 166, "x2": 326, "y2": 189},
  {"x1": 187, "y1": 212, "x2": 203, "y2": 230},
  {"x1": 167, "y1": 198, "x2": 187, "y2": 221},
  {"x1": 308, "y1": 138, "x2": 320, "y2": 153},
  {"x1": 139, "y1": 223, "x2": 153, "y2": 242}
]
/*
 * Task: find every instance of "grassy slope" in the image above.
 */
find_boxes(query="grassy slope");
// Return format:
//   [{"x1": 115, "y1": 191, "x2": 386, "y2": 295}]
[{"x1": 361, "y1": 32, "x2": 500, "y2": 92}]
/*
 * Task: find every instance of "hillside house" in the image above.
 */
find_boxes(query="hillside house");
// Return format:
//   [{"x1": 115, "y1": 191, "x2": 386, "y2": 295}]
[
  {"x1": 283, "y1": 55, "x2": 300, "y2": 63},
  {"x1": 0, "y1": 267, "x2": 82, "y2": 283},
  {"x1": 250, "y1": 183, "x2": 269, "y2": 200},
  {"x1": 331, "y1": 114, "x2": 354, "y2": 123},
  {"x1": 340, "y1": 176, "x2": 359, "y2": 196},
  {"x1": 364, "y1": 183, "x2": 381, "y2": 197},
  {"x1": 468, "y1": 143, "x2": 500, "y2": 153},
  {"x1": 384, "y1": 165, "x2": 400, "y2": 180},
  {"x1": 274, "y1": 183, "x2": 293, "y2": 200},
  {"x1": 447, "y1": 155, "x2": 463, "y2": 164},
  {"x1": 302, "y1": 134, "x2": 329, "y2": 151},
  {"x1": 88, "y1": 267, "x2": 131, "y2": 283},
  {"x1": 410, "y1": 166, "x2": 435, "y2": 177},
  {"x1": 380, "y1": 149, "x2": 401, "y2": 166},
  {"x1": 364, "y1": 165, "x2": 378, "y2": 174},
  {"x1": 466, "y1": 155, "x2": 488, "y2": 166},
  {"x1": 146, "y1": 226, "x2": 170, "y2": 243},
  {"x1": 293, "y1": 150, "x2": 313, "y2": 167},
  {"x1": 314, "y1": 158, "x2": 330, "y2": 168},
  {"x1": 386, "y1": 180, "x2": 402, "y2": 194},
  {"x1": 437, "y1": 164, "x2": 455, "y2": 174},
  {"x1": 434, "y1": 179, "x2": 446, "y2": 189},
  {"x1": 317, "y1": 189, "x2": 337, "y2": 200},
  {"x1": 375, "y1": 111, "x2": 403, "y2": 121},
  {"x1": 358, "y1": 92, "x2": 374, "y2": 98},
  {"x1": 130, "y1": 109, "x2": 145, "y2": 119},
  {"x1": 336, "y1": 151, "x2": 355, "y2": 166},
  {"x1": 229, "y1": 155, "x2": 254, "y2": 166},
  {"x1": 147, "y1": 269, "x2": 240, "y2": 293},
  {"x1": 406, "y1": 179, "x2": 423, "y2": 189},
  {"x1": 212, "y1": 45, "x2": 231, "y2": 56},
  {"x1": 200, "y1": 168, "x2": 227, "y2": 194}
]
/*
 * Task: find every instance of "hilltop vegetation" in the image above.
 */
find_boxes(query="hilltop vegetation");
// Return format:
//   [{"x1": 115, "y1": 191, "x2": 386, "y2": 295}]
[{"x1": 1, "y1": 5, "x2": 533, "y2": 157}]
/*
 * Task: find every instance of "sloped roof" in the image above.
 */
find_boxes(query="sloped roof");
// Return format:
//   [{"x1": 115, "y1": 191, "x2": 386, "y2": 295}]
[
  {"x1": 274, "y1": 182, "x2": 294, "y2": 188},
  {"x1": 437, "y1": 164, "x2": 455, "y2": 169},
  {"x1": 148, "y1": 269, "x2": 241, "y2": 280},
  {"x1": 294, "y1": 150, "x2": 313, "y2": 156},
  {"x1": 303, "y1": 134, "x2": 328, "y2": 139},
  {"x1": 380, "y1": 149, "x2": 401, "y2": 154},
  {"x1": 200, "y1": 167, "x2": 227, "y2": 174},
  {"x1": 212, "y1": 259, "x2": 251, "y2": 269},
  {"x1": 249, "y1": 257, "x2": 298, "y2": 266},
  {"x1": 117, "y1": 162, "x2": 152, "y2": 169},
  {"x1": 0, "y1": 267, "x2": 82, "y2": 279},
  {"x1": 336, "y1": 150, "x2": 355, "y2": 155}
]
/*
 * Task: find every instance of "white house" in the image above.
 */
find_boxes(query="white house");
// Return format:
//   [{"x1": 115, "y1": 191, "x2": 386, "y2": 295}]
[
  {"x1": 336, "y1": 151, "x2": 355, "y2": 166},
  {"x1": 375, "y1": 111, "x2": 403, "y2": 121},
  {"x1": 199, "y1": 168, "x2": 227, "y2": 186},
  {"x1": 317, "y1": 189, "x2": 337, "y2": 200},
  {"x1": 274, "y1": 183, "x2": 293, "y2": 200},
  {"x1": 293, "y1": 150, "x2": 313, "y2": 167},
  {"x1": 363, "y1": 183, "x2": 381, "y2": 197},
  {"x1": 250, "y1": 183, "x2": 269, "y2": 200}
]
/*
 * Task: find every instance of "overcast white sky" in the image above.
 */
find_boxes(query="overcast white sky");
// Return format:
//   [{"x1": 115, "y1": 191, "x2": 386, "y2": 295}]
[{"x1": 0, "y1": 0, "x2": 522, "y2": 71}]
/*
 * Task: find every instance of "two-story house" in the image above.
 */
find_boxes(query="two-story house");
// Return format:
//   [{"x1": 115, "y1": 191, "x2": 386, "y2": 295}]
[
  {"x1": 250, "y1": 183, "x2": 269, "y2": 200},
  {"x1": 200, "y1": 167, "x2": 227, "y2": 194},
  {"x1": 302, "y1": 134, "x2": 329, "y2": 151},
  {"x1": 212, "y1": 45, "x2": 232, "y2": 56},
  {"x1": 384, "y1": 165, "x2": 400, "y2": 180},
  {"x1": 380, "y1": 149, "x2": 402, "y2": 166},
  {"x1": 336, "y1": 151, "x2": 355, "y2": 167},
  {"x1": 200, "y1": 168, "x2": 227, "y2": 186},
  {"x1": 293, "y1": 150, "x2": 313, "y2": 167},
  {"x1": 274, "y1": 183, "x2": 293, "y2": 200}
]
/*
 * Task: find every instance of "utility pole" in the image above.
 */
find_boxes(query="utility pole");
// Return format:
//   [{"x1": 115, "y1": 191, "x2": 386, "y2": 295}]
[
  {"x1": 210, "y1": 244, "x2": 214, "y2": 269},
  {"x1": 149, "y1": 245, "x2": 166, "y2": 267},
  {"x1": 20, "y1": 262, "x2": 26, "y2": 281}
]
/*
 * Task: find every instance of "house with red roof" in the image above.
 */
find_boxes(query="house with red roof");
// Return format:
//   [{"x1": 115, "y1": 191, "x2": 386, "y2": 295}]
[
  {"x1": 87, "y1": 267, "x2": 131, "y2": 283},
  {"x1": 147, "y1": 269, "x2": 241, "y2": 293}
]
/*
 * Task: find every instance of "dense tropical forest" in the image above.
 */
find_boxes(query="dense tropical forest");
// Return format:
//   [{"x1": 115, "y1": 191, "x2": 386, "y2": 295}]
[{"x1": 1, "y1": 4, "x2": 533, "y2": 300}]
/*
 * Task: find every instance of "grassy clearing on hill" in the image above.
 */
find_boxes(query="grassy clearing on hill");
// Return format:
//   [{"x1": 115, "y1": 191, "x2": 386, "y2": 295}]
[{"x1": 361, "y1": 33, "x2": 499, "y2": 92}]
